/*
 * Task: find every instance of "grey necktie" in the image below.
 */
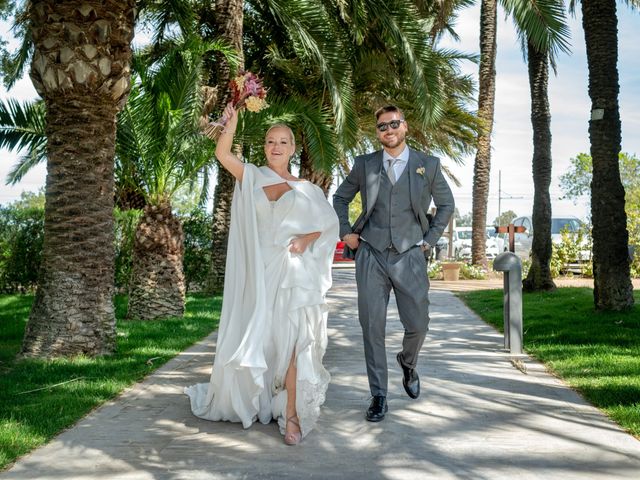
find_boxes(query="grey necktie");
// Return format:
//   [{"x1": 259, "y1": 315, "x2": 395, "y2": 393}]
[{"x1": 387, "y1": 158, "x2": 398, "y2": 185}]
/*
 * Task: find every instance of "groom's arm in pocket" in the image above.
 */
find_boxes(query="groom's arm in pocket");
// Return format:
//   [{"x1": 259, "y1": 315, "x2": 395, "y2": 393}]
[{"x1": 333, "y1": 158, "x2": 364, "y2": 257}]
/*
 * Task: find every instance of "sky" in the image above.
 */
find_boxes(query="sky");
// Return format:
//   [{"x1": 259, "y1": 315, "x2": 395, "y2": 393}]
[
  {"x1": 439, "y1": 4, "x2": 640, "y2": 223},
  {"x1": 1, "y1": 4, "x2": 639, "y2": 224}
]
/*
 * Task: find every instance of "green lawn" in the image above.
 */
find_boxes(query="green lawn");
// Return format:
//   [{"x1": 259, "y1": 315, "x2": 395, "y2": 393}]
[
  {"x1": 459, "y1": 287, "x2": 640, "y2": 437},
  {"x1": 0, "y1": 294, "x2": 221, "y2": 471}
]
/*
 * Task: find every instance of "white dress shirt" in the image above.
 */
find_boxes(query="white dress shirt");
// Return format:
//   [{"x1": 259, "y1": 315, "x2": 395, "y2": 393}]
[{"x1": 382, "y1": 146, "x2": 410, "y2": 181}]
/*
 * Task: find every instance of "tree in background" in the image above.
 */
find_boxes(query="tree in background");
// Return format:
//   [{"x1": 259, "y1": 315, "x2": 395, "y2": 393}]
[
  {"x1": 456, "y1": 210, "x2": 473, "y2": 227},
  {"x1": 116, "y1": 38, "x2": 218, "y2": 320},
  {"x1": 560, "y1": 152, "x2": 640, "y2": 279},
  {"x1": 470, "y1": 0, "x2": 570, "y2": 268},
  {"x1": 471, "y1": 0, "x2": 497, "y2": 267},
  {"x1": 493, "y1": 209, "x2": 517, "y2": 226}
]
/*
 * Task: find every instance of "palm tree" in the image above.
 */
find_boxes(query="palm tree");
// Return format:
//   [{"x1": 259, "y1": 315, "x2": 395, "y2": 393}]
[
  {"x1": 522, "y1": 41, "x2": 556, "y2": 291},
  {"x1": 470, "y1": 0, "x2": 571, "y2": 267},
  {"x1": 17, "y1": 1, "x2": 136, "y2": 358},
  {"x1": 576, "y1": 0, "x2": 636, "y2": 310},
  {"x1": 117, "y1": 38, "x2": 217, "y2": 320},
  {"x1": 197, "y1": 0, "x2": 245, "y2": 294},
  {"x1": 1, "y1": 37, "x2": 231, "y2": 319},
  {"x1": 471, "y1": 0, "x2": 497, "y2": 267},
  {"x1": 521, "y1": 2, "x2": 570, "y2": 291}
]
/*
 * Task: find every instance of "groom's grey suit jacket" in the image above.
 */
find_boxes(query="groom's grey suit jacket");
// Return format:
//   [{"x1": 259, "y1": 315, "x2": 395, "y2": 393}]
[{"x1": 333, "y1": 148, "x2": 454, "y2": 256}]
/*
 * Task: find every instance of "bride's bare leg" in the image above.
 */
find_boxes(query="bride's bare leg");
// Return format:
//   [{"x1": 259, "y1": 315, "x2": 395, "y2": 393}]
[{"x1": 284, "y1": 350, "x2": 301, "y2": 442}]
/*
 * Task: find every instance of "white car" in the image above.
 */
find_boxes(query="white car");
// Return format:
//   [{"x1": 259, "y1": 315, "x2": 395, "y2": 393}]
[
  {"x1": 509, "y1": 215, "x2": 590, "y2": 262},
  {"x1": 452, "y1": 227, "x2": 500, "y2": 260}
]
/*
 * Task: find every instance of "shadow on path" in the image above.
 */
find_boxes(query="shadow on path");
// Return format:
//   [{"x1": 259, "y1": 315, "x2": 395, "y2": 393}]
[{"x1": 2, "y1": 269, "x2": 640, "y2": 479}]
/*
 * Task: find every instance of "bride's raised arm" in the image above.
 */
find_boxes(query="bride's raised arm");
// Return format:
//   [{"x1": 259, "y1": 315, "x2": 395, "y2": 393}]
[{"x1": 214, "y1": 103, "x2": 245, "y2": 182}]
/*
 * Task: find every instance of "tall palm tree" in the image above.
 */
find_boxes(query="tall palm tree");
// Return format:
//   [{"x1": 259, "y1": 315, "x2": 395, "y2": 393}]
[
  {"x1": 522, "y1": 41, "x2": 556, "y2": 291},
  {"x1": 18, "y1": 1, "x2": 136, "y2": 358},
  {"x1": 471, "y1": 0, "x2": 497, "y2": 268},
  {"x1": 521, "y1": 2, "x2": 570, "y2": 291},
  {"x1": 197, "y1": 0, "x2": 245, "y2": 294},
  {"x1": 117, "y1": 38, "x2": 218, "y2": 320},
  {"x1": 470, "y1": 0, "x2": 571, "y2": 267},
  {"x1": 576, "y1": 0, "x2": 636, "y2": 310}
]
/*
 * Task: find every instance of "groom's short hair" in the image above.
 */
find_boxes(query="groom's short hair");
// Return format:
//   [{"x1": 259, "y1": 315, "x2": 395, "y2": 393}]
[{"x1": 375, "y1": 104, "x2": 404, "y2": 120}]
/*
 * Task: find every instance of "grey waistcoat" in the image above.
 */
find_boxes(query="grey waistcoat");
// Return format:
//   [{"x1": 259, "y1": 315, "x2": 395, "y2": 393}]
[{"x1": 360, "y1": 168, "x2": 423, "y2": 253}]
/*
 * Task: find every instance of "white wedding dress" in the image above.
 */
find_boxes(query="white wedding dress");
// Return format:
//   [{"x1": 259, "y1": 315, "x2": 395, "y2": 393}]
[{"x1": 185, "y1": 164, "x2": 339, "y2": 437}]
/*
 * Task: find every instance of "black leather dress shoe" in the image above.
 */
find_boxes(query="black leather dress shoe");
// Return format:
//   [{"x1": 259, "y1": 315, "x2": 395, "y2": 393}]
[
  {"x1": 397, "y1": 352, "x2": 420, "y2": 399},
  {"x1": 366, "y1": 395, "x2": 388, "y2": 422}
]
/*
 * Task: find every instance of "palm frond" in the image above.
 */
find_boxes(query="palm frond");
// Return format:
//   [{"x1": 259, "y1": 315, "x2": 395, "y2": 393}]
[
  {"x1": 137, "y1": 0, "x2": 197, "y2": 46},
  {"x1": 0, "y1": 98, "x2": 46, "y2": 184},
  {"x1": 116, "y1": 36, "x2": 219, "y2": 204},
  {"x1": 266, "y1": 0, "x2": 358, "y2": 147},
  {"x1": 1, "y1": 5, "x2": 32, "y2": 89},
  {"x1": 502, "y1": 0, "x2": 572, "y2": 62}
]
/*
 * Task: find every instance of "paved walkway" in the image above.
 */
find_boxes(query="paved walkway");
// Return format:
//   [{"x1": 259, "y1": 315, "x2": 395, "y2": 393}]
[{"x1": 3, "y1": 270, "x2": 640, "y2": 479}]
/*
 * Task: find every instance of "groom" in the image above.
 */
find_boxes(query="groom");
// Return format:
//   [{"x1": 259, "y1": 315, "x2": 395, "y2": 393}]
[{"x1": 333, "y1": 105, "x2": 454, "y2": 422}]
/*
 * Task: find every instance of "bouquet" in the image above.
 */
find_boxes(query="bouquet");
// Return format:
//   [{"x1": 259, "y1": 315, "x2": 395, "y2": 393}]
[{"x1": 203, "y1": 71, "x2": 268, "y2": 140}]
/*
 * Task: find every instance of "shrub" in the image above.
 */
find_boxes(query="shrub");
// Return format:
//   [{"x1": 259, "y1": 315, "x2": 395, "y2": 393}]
[
  {"x1": 428, "y1": 260, "x2": 442, "y2": 279},
  {"x1": 182, "y1": 209, "x2": 212, "y2": 292},
  {"x1": 427, "y1": 261, "x2": 487, "y2": 280},
  {"x1": 0, "y1": 198, "x2": 213, "y2": 293},
  {"x1": 0, "y1": 192, "x2": 45, "y2": 293},
  {"x1": 550, "y1": 225, "x2": 593, "y2": 278},
  {"x1": 114, "y1": 208, "x2": 143, "y2": 290},
  {"x1": 459, "y1": 262, "x2": 487, "y2": 280}
]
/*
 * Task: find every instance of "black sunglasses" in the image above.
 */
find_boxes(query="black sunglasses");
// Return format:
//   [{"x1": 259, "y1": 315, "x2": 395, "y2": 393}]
[{"x1": 376, "y1": 119, "x2": 404, "y2": 132}]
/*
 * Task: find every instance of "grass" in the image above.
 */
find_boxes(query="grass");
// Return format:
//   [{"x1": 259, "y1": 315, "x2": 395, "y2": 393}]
[
  {"x1": 459, "y1": 287, "x2": 640, "y2": 437},
  {"x1": 0, "y1": 293, "x2": 221, "y2": 471}
]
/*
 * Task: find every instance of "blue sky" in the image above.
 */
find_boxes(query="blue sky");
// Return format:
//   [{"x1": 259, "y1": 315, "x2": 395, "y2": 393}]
[{"x1": 1, "y1": 3, "x2": 639, "y2": 224}]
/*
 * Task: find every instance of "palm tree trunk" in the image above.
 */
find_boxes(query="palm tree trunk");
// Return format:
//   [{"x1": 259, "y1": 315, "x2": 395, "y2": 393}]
[
  {"x1": 21, "y1": 0, "x2": 135, "y2": 358},
  {"x1": 471, "y1": 0, "x2": 497, "y2": 267},
  {"x1": 207, "y1": 167, "x2": 235, "y2": 293},
  {"x1": 581, "y1": 0, "x2": 633, "y2": 310},
  {"x1": 299, "y1": 141, "x2": 333, "y2": 197},
  {"x1": 203, "y1": 0, "x2": 244, "y2": 294},
  {"x1": 127, "y1": 202, "x2": 186, "y2": 320},
  {"x1": 523, "y1": 41, "x2": 555, "y2": 292}
]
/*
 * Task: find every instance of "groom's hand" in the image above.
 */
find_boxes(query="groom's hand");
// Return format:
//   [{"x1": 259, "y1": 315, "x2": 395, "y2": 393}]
[{"x1": 343, "y1": 233, "x2": 360, "y2": 250}]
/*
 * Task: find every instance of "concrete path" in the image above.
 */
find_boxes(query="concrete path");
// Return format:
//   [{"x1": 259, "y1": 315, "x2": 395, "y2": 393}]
[{"x1": 3, "y1": 269, "x2": 640, "y2": 479}]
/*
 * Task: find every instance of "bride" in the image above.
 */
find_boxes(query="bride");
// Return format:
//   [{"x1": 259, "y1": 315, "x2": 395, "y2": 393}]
[{"x1": 184, "y1": 103, "x2": 339, "y2": 445}]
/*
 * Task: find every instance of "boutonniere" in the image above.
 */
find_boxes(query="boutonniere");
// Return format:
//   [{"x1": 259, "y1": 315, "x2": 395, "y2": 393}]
[{"x1": 416, "y1": 167, "x2": 425, "y2": 176}]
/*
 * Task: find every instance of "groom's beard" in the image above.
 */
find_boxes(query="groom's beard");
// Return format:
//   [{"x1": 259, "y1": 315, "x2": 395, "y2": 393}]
[{"x1": 379, "y1": 131, "x2": 406, "y2": 149}]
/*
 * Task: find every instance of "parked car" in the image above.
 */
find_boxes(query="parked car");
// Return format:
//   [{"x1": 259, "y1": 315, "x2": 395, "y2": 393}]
[
  {"x1": 509, "y1": 215, "x2": 590, "y2": 262},
  {"x1": 452, "y1": 226, "x2": 500, "y2": 260},
  {"x1": 333, "y1": 241, "x2": 354, "y2": 263},
  {"x1": 434, "y1": 234, "x2": 449, "y2": 261},
  {"x1": 486, "y1": 226, "x2": 505, "y2": 254}
]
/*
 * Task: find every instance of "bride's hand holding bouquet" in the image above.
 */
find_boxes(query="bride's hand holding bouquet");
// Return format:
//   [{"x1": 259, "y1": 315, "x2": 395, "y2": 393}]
[{"x1": 203, "y1": 71, "x2": 268, "y2": 141}]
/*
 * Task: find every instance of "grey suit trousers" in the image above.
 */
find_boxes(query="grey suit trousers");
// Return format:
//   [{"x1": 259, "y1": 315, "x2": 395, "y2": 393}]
[{"x1": 355, "y1": 241, "x2": 430, "y2": 397}]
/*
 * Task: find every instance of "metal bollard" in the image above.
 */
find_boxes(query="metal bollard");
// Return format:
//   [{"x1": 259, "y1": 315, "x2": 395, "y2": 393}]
[{"x1": 492, "y1": 252, "x2": 523, "y2": 354}]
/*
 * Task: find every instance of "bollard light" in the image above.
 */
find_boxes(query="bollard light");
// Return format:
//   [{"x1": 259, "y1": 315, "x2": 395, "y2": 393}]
[{"x1": 493, "y1": 252, "x2": 523, "y2": 354}]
